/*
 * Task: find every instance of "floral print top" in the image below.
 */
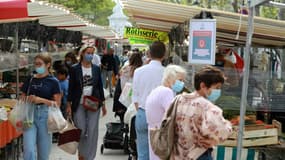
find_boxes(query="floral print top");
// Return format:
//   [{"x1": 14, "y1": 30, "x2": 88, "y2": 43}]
[{"x1": 170, "y1": 92, "x2": 232, "y2": 160}]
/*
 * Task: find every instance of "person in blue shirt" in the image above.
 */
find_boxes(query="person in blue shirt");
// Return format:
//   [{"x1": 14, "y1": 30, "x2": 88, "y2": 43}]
[
  {"x1": 21, "y1": 53, "x2": 61, "y2": 160},
  {"x1": 56, "y1": 66, "x2": 69, "y2": 118}
]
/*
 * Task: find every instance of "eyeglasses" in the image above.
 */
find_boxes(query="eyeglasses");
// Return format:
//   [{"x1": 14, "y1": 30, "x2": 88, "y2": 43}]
[
  {"x1": 34, "y1": 62, "x2": 44, "y2": 66},
  {"x1": 176, "y1": 79, "x2": 185, "y2": 83}
]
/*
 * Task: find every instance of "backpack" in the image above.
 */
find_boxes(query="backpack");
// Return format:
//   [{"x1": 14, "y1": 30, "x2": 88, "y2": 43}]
[{"x1": 149, "y1": 95, "x2": 181, "y2": 160}]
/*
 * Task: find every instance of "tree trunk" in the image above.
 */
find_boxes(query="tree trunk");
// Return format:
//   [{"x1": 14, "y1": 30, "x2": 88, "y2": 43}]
[
  {"x1": 255, "y1": 6, "x2": 260, "y2": 16},
  {"x1": 279, "y1": 0, "x2": 285, "y2": 80},
  {"x1": 206, "y1": 0, "x2": 211, "y2": 9},
  {"x1": 279, "y1": 0, "x2": 285, "y2": 20},
  {"x1": 232, "y1": 0, "x2": 238, "y2": 13}
]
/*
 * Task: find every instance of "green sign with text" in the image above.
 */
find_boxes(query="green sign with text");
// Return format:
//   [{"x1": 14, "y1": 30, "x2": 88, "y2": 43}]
[{"x1": 124, "y1": 27, "x2": 169, "y2": 44}]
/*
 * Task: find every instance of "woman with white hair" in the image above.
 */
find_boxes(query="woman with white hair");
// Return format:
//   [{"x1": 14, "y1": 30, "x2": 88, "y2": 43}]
[{"x1": 145, "y1": 64, "x2": 187, "y2": 160}]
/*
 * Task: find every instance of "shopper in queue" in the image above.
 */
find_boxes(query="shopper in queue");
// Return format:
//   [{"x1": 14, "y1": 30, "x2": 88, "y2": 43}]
[
  {"x1": 132, "y1": 41, "x2": 166, "y2": 160},
  {"x1": 170, "y1": 66, "x2": 232, "y2": 160},
  {"x1": 145, "y1": 64, "x2": 186, "y2": 160}
]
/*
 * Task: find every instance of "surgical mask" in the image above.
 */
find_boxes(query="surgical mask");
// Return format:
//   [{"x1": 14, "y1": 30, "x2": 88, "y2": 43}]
[
  {"x1": 35, "y1": 66, "x2": 46, "y2": 74},
  {"x1": 84, "y1": 54, "x2": 93, "y2": 62},
  {"x1": 207, "y1": 89, "x2": 221, "y2": 102},
  {"x1": 172, "y1": 80, "x2": 184, "y2": 93},
  {"x1": 65, "y1": 61, "x2": 72, "y2": 66}
]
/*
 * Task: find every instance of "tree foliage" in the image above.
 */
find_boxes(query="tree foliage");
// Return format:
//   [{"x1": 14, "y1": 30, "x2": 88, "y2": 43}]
[
  {"x1": 48, "y1": 0, "x2": 115, "y2": 25},
  {"x1": 159, "y1": 0, "x2": 282, "y2": 19},
  {"x1": 260, "y1": 6, "x2": 279, "y2": 19}
]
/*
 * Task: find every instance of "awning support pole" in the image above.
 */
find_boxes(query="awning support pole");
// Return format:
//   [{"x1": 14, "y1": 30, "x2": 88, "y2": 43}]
[{"x1": 236, "y1": 1, "x2": 254, "y2": 159}]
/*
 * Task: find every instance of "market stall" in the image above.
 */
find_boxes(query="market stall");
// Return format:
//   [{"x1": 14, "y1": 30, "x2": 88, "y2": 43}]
[{"x1": 122, "y1": 0, "x2": 285, "y2": 159}]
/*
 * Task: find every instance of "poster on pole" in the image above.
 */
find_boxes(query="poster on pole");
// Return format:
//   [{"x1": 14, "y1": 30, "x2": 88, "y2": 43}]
[{"x1": 188, "y1": 19, "x2": 216, "y2": 65}]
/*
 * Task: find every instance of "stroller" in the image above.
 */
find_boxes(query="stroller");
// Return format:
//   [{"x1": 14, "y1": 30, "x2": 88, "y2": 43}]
[
  {"x1": 102, "y1": 78, "x2": 137, "y2": 160},
  {"x1": 101, "y1": 78, "x2": 129, "y2": 154},
  {"x1": 100, "y1": 122, "x2": 129, "y2": 154}
]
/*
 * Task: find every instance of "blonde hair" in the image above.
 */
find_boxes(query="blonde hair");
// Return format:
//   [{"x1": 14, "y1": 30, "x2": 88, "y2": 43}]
[
  {"x1": 162, "y1": 65, "x2": 186, "y2": 86},
  {"x1": 34, "y1": 53, "x2": 52, "y2": 73},
  {"x1": 79, "y1": 45, "x2": 95, "y2": 62}
]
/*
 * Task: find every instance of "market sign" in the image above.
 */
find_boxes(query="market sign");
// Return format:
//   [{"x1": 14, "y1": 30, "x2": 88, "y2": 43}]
[
  {"x1": 124, "y1": 27, "x2": 169, "y2": 44},
  {"x1": 188, "y1": 19, "x2": 216, "y2": 65},
  {"x1": 0, "y1": 0, "x2": 28, "y2": 20}
]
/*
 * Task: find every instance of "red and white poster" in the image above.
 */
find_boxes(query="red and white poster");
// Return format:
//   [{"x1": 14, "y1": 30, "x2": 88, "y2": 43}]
[{"x1": 188, "y1": 19, "x2": 216, "y2": 65}]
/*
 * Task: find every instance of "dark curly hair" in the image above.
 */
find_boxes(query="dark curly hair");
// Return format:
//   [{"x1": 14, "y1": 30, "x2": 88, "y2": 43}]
[{"x1": 194, "y1": 66, "x2": 224, "y2": 90}]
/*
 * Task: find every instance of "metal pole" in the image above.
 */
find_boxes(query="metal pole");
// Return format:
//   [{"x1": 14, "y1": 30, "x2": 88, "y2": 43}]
[
  {"x1": 15, "y1": 23, "x2": 19, "y2": 99},
  {"x1": 236, "y1": 2, "x2": 255, "y2": 160}
]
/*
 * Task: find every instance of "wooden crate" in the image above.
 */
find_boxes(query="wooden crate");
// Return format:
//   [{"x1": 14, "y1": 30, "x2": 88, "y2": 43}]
[{"x1": 220, "y1": 120, "x2": 281, "y2": 147}]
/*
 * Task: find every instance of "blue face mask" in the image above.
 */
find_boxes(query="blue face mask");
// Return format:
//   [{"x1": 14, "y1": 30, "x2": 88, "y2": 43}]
[
  {"x1": 84, "y1": 54, "x2": 93, "y2": 62},
  {"x1": 207, "y1": 89, "x2": 221, "y2": 102},
  {"x1": 172, "y1": 80, "x2": 184, "y2": 93},
  {"x1": 35, "y1": 66, "x2": 46, "y2": 74}
]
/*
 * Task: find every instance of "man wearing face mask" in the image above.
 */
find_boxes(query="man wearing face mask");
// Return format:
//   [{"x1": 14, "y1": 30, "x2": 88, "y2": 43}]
[
  {"x1": 145, "y1": 65, "x2": 187, "y2": 160},
  {"x1": 170, "y1": 66, "x2": 232, "y2": 160}
]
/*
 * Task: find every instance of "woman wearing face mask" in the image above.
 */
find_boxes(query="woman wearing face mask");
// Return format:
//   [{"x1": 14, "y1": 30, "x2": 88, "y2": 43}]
[
  {"x1": 145, "y1": 65, "x2": 186, "y2": 160},
  {"x1": 66, "y1": 46, "x2": 106, "y2": 160},
  {"x1": 21, "y1": 53, "x2": 62, "y2": 160},
  {"x1": 170, "y1": 66, "x2": 232, "y2": 160}
]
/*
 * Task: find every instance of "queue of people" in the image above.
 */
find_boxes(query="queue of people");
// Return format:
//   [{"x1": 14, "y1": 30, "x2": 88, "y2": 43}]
[
  {"x1": 130, "y1": 42, "x2": 232, "y2": 160},
  {"x1": 18, "y1": 40, "x2": 232, "y2": 160}
]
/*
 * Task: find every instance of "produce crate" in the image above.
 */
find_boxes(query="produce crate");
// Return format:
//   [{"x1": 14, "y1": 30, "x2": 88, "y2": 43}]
[{"x1": 220, "y1": 120, "x2": 281, "y2": 147}]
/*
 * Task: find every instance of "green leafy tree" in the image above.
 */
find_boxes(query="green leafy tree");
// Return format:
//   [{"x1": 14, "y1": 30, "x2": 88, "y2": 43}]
[
  {"x1": 159, "y1": 0, "x2": 283, "y2": 17},
  {"x1": 260, "y1": 6, "x2": 279, "y2": 19},
  {"x1": 48, "y1": 0, "x2": 115, "y2": 25}
]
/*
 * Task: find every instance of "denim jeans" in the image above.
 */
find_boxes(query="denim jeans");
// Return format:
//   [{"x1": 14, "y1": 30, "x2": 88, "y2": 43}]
[
  {"x1": 101, "y1": 69, "x2": 113, "y2": 95},
  {"x1": 197, "y1": 148, "x2": 213, "y2": 160},
  {"x1": 23, "y1": 105, "x2": 52, "y2": 160},
  {"x1": 135, "y1": 108, "x2": 149, "y2": 160}
]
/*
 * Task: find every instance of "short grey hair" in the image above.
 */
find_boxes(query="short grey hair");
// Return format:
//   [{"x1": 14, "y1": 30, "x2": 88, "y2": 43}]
[{"x1": 162, "y1": 65, "x2": 187, "y2": 86}]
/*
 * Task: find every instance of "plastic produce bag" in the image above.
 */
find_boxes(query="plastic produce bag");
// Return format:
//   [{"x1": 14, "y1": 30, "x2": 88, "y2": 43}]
[
  {"x1": 47, "y1": 105, "x2": 67, "y2": 133},
  {"x1": 124, "y1": 103, "x2": 137, "y2": 125},
  {"x1": 8, "y1": 100, "x2": 34, "y2": 132},
  {"x1": 0, "y1": 107, "x2": 8, "y2": 122},
  {"x1": 119, "y1": 82, "x2": 132, "y2": 107}
]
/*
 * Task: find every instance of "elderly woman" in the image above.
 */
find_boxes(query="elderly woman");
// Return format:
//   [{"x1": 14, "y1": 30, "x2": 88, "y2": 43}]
[
  {"x1": 171, "y1": 66, "x2": 232, "y2": 160},
  {"x1": 145, "y1": 64, "x2": 187, "y2": 160}
]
